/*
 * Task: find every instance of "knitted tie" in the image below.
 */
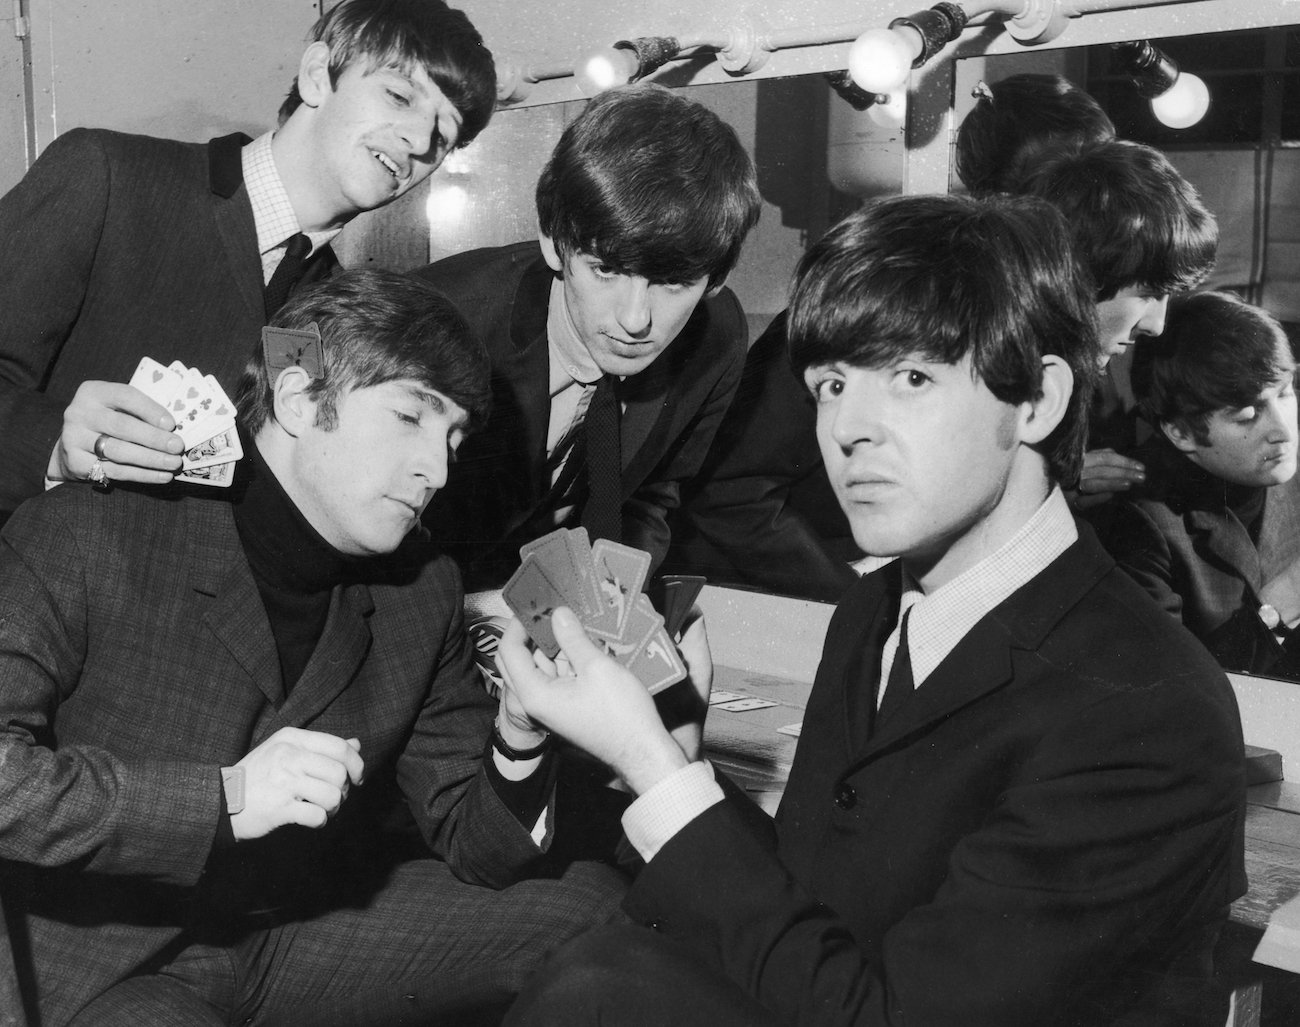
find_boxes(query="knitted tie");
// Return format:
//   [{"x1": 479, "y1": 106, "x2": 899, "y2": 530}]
[
  {"x1": 580, "y1": 375, "x2": 623, "y2": 543},
  {"x1": 264, "y1": 233, "x2": 312, "y2": 320}
]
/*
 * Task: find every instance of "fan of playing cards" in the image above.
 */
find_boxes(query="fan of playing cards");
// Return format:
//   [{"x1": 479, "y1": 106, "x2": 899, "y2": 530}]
[
  {"x1": 502, "y1": 528, "x2": 704, "y2": 695},
  {"x1": 129, "y1": 357, "x2": 243, "y2": 487}
]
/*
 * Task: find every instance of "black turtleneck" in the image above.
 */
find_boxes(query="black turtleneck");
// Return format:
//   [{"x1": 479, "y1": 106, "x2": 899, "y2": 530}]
[{"x1": 232, "y1": 439, "x2": 361, "y2": 696}]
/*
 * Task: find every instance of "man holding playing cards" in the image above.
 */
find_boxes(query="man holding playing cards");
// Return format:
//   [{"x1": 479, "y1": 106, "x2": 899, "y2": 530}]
[
  {"x1": 499, "y1": 195, "x2": 1246, "y2": 1026},
  {"x1": 0, "y1": 0, "x2": 495, "y2": 518},
  {"x1": 0, "y1": 269, "x2": 624, "y2": 1026},
  {"x1": 414, "y1": 82, "x2": 762, "y2": 591}
]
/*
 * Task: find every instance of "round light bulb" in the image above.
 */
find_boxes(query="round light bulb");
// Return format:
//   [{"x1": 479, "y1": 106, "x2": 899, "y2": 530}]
[
  {"x1": 573, "y1": 46, "x2": 640, "y2": 97},
  {"x1": 847, "y1": 28, "x2": 915, "y2": 95},
  {"x1": 1150, "y1": 72, "x2": 1209, "y2": 130},
  {"x1": 867, "y1": 91, "x2": 907, "y2": 128}
]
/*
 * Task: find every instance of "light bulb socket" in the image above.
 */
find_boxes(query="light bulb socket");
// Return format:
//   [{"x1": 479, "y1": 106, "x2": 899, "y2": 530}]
[
  {"x1": 1111, "y1": 39, "x2": 1179, "y2": 99},
  {"x1": 611, "y1": 36, "x2": 682, "y2": 82},
  {"x1": 826, "y1": 70, "x2": 882, "y2": 111},
  {"x1": 888, "y1": 2, "x2": 969, "y2": 68}
]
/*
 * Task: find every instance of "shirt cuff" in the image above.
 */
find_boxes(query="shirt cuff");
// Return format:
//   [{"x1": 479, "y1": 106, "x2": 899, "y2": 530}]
[{"x1": 622, "y1": 761, "x2": 725, "y2": 863}]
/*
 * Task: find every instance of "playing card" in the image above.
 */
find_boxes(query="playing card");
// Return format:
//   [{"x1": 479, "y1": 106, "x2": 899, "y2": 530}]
[
  {"x1": 129, "y1": 356, "x2": 186, "y2": 408},
  {"x1": 520, "y1": 529, "x2": 593, "y2": 619},
  {"x1": 623, "y1": 624, "x2": 687, "y2": 694},
  {"x1": 708, "y1": 690, "x2": 751, "y2": 706},
  {"x1": 183, "y1": 425, "x2": 243, "y2": 470},
  {"x1": 176, "y1": 459, "x2": 236, "y2": 487},
  {"x1": 714, "y1": 696, "x2": 780, "y2": 712},
  {"x1": 590, "y1": 539, "x2": 651, "y2": 639},
  {"x1": 658, "y1": 574, "x2": 706, "y2": 638},
  {"x1": 502, "y1": 554, "x2": 567, "y2": 657},
  {"x1": 601, "y1": 593, "x2": 662, "y2": 664}
]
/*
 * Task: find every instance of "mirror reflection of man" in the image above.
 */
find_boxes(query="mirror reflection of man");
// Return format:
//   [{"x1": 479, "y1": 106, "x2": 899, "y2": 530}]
[
  {"x1": 0, "y1": 0, "x2": 495, "y2": 519},
  {"x1": 0, "y1": 271, "x2": 624, "y2": 1026},
  {"x1": 414, "y1": 83, "x2": 761, "y2": 592},
  {"x1": 1099, "y1": 290, "x2": 1300, "y2": 678},
  {"x1": 1010, "y1": 138, "x2": 1219, "y2": 508},
  {"x1": 498, "y1": 195, "x2": 1245, "y2": 1027}
]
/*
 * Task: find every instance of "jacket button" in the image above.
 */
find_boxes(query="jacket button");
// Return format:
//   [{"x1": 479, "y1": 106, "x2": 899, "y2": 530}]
[
  {"x1": 834, "y1": 783, "x2": 856, "y2": 810},
  {"x1": 648, "y1": 919, "x2": 663, "y2": 931}
]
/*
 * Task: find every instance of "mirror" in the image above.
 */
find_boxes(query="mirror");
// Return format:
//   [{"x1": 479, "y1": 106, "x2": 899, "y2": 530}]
[{"x1": 338, "y1": 26, "x2": 1300, "y2": 680}]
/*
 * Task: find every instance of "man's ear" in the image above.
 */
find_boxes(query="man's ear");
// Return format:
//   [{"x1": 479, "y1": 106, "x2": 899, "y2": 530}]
[
  {"x1": 296, "y1": 41, "x2": 333, "y2": 110},
  {"x1": 271, "y1": 366, "x2": 317, "y2": 438},
  {"x1": 705, "y1": 278, "x2": 727, "y2": 298},
  {"x1": 1161, "y1": 419, "x2": 1200, "y2": 454},
  {"x1": 538, "y1": 231, "x2": 564, "y2": 275},
  {"x1": 1018, "y1": 355, "x2": 1073, "y2": 445}
]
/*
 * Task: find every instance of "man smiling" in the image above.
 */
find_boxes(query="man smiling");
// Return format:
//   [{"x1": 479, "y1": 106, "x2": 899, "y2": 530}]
[
  {"x1": 499, "y1": 195, "x2": 1245, "y2": 1027},
  {"x1": 415, "y1": 83, "x2": 761, "y2": 590},
  {"x1": 0, "y1": 0, "x2": 496, "y2": 517}
]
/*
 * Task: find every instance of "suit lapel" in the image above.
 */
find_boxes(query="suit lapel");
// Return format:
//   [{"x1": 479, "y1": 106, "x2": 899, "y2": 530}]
[
  {"x1": 1258, "y1": 474, "x2": 1300, "y2": 611},
  {"x1": 265, "y1": 583, "x2": 375, "y2": 737},
  {"x1": 859, "y1": 531, "x2": 1111, "y2": 758},
  {"x1": 1187, "y1": 508, "x2": 1262, "y2": 592},
  {"x1": 186, "y1": 497, "x2": 283, "y2": 706},
  {"x1": 206, "y1": 133, "x2": 266, "y2": 330}
]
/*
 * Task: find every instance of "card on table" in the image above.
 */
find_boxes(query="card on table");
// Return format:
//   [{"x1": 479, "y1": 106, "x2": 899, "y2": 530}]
[{"x1": 501, "y1": 528, "x2": 696, "y2": 694}]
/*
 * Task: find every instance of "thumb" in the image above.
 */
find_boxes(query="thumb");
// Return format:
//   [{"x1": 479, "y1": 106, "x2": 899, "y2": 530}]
[{"x1": 550, "y1": 607, "x2": 605, "y2": 670}]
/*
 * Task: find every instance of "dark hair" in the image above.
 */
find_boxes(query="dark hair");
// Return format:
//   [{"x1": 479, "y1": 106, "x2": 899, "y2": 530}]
[
  {"x1": 535, "y1": 83, "x2": 761, "y2": 289},
  {"x1": 955, "y1": 74, "x2": 1115, "y2": 196},
  {"x1": 1132, "y1": 291, "x2": 1294, "y2": 446},
  {"x1": 787, "y1": 193, "x2": 1101, "y2": 486},
  {"x1": 237, "y1": 269, "x2": 491, "y2": 435},
  {"x1": 278, "y1": 0, "x2": 496, "y2": 148},
  {"x1": 1009, "y1": 138, "x2": 1217, "y2": 301}
]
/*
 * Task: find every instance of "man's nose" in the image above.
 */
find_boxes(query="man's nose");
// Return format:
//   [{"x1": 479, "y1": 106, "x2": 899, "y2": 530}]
[
  {"x1": 616, "y1": 278, "x2": 652, "y2": 336},
  {"x1": 1140, "y1": 295, "x2": 1170, "y2": 337}
]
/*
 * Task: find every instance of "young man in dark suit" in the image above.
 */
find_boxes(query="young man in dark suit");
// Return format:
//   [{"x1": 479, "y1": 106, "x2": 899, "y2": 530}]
[
  {"x1": 413, "y1": 83, "x2": 762, "y2": 591},
  {"x1": 0, "y1": 0, "x2": 495, "y2": 516},
  {"x1": 1100, "y1": 290, "x2": 1300, "y2": 678},
  {"x1": 499, "y1": 194, "x2": 1246, "y2": 1026},
  {"x1": 0, "y1": 271, "x2": 623, "y2": 1026}
]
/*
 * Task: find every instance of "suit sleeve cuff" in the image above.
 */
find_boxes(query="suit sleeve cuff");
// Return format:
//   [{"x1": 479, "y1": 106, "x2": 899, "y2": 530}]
[{"x1": 622, "y1": 760, "x2": 724, "y2": 863}]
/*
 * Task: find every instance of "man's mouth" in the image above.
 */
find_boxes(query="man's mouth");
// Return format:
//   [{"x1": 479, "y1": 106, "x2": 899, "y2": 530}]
[{"x1": 371, "y1": 149, "x2": 402, "y2": 180}]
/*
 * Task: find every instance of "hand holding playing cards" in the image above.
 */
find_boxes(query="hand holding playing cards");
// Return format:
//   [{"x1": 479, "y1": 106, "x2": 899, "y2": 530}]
[
  {"x1": 47, "y1": 379, "x2": 184, "y2": 485},
  {"x1": 227, "y1": 727, "x2": 364, "y2": 841},
  {"x1": 499, "y1": 609, "x2": 689, "y2": 797}
]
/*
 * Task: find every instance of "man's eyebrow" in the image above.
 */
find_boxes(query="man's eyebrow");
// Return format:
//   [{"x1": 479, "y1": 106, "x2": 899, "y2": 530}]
[{"x1": 405, "y1": 385, "x2": 470, "y2": 428}]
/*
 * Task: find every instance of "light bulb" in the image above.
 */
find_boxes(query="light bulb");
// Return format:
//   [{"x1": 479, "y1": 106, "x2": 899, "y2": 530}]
[
  {"x1": 847, "y1": 28, "x2": 915, "y2": 95},
  {"x1": 1150, "y1": 72, "x2": 1209, "y2": 130},
  {"x1": 426, "y1": 183, "x2": 468, "y2": 229},
  {"x1": 867, "y1": 91, "x2": 907, "y2": 128},
  {"x1": 573, "y1": 46, "x2": 640, "y2": 97}
]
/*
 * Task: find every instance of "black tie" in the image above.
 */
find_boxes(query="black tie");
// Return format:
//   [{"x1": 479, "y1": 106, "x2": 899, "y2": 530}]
[
  {"x1": 876, "y1": 607, "x2": 915, "y2": 729},
  {"x1": 264, "y1": 233, "x2": 312, "y2": 319},
  {"x1": 581, "y1": 375, "x2": 623, "y2": 543}
]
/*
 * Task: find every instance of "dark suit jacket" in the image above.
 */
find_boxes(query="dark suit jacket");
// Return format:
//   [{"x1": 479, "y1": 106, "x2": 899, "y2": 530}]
[
  {"x1": 0, "y1": 481, "x2": 538, "y2": 1023},
  {"x1": 1097, "y1": 432, "x2": 1300, "y2": 677},
  {"x1": 0, "y1": 128, "x2": 335, "y2": 513},
  {"x1": 665, "y1": 310, "x2": 860, "y2": 603},
  {"x1": 625, "y1": 528, "x2": 1246, "y2": 1025},
  {"x1": 413, "y1": 243, "x2": 747, "y2": 590}
]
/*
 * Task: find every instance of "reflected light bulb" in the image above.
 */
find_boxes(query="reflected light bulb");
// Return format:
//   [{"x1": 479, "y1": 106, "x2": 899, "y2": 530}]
[
  {"x1": 847, "y1": 28, "x2": 914, "y2": 95},
  {"x1": 574, "y1": 46, "x2": 640, "y2": 97},
  {"x1": 426, "y1": 183, "x2": 469, "y2": 229},
  {"x1": 1150, "y1": 72, "x2": 1209, "y2": 130},
  {"x1": 867, "y1": 91, "x2": 907, "y2": 128}
]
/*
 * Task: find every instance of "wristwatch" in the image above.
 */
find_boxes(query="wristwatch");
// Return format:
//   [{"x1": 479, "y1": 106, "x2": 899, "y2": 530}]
[{"x1": 221, "y1": 766, "x2": 246, "y2": 815}]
